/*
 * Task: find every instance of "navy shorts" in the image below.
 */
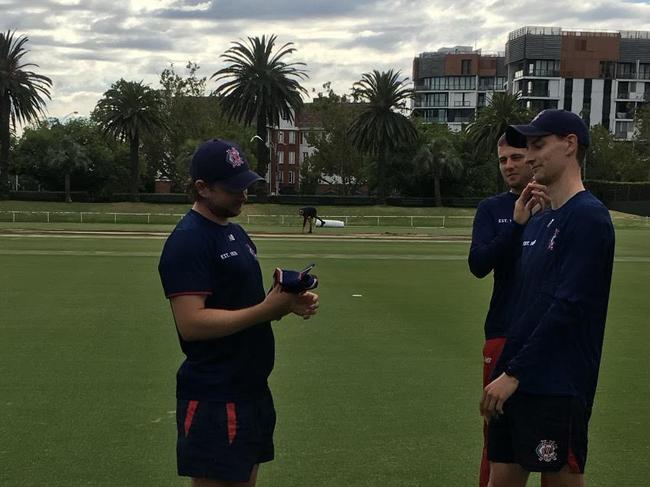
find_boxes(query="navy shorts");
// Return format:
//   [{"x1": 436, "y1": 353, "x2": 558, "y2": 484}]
[
  {"x1": 176, "y1": 393, "x2": 276, "y2": 482},
  {"x1": 487, "y1": 392, "x2": 590, "y2": 473}
]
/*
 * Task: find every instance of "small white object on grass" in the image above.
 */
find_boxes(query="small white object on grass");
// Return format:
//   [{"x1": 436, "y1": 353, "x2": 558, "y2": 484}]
[{"x1": 352, "y1": 294, "x2": 363, "y2": 297}]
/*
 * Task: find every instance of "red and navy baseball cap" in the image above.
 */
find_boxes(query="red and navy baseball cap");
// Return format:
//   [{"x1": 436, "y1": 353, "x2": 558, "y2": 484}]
[
  {"x1": 506, "y1": 109, "x2": 590, "y2": 148},
  {"x1": 190, "y1": 139, "x2": 264, "y2": 191}
]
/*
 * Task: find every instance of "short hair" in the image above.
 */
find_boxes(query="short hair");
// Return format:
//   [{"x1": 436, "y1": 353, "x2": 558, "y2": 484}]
[{"x1": 497, "y1": 133, "x2": 507, "y2": 147}]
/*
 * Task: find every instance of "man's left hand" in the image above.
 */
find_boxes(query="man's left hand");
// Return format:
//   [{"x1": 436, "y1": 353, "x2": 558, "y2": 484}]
[{"x1": 480, "y1": 373, "x2": 519, "y2": 420}]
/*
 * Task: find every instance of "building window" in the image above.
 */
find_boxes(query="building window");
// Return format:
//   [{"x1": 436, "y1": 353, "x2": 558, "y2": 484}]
[
  {"x1": 527, "y1": 60, "x2": 560, "y2": 77},
  {"x1": 617, "y1": 63, "x2": 636, "y2": 79},
  {"x1": 602, "y1": 79, "x2": 612, "y2": 129},
  {"x1": 277, "y1": 171, "x2": 284, "y2": 182},
  {"x1": 288, "y1": 131, "x2": 296, "y2": 144},
  {"x1": 422, "y1": 93, "x2": 448, "y2": 107},
  {"x1": 563, "y1": 79, "x2": 573, "y2": 110},
  {"x1": 461, "y1": 59, "x2": 472, "y2": 75},
  {"x1": 426, "y1": 76, "x2": 476, "y2": 90},
  {"x1": 423, "y1": 109, "x2": 446, "y2": 123},
  {"x1": 600, "y1": 62, "x2": 616, "y2": 79},
  {"x1": 477, "y1": 93, "x2": 486, "y2": 108},
  {"x1": 277, "y1": 131, "x2": 285, "y2": 144},
  {"x1": 288, "y1": 152, "x2": 295, "y2": 165},
  {"x1": 615, "y1": 121, "x2": 634, "y2": 139},
  {"x1": 302, "y1": 152, "x2": 309, "y2": 162},
  {"x1": 301, "y1": 132, "x2": 307, "y2": 144},
  {"x1": 278, "y1": 152, "x2": 284, "y2": 165},
  {"x1": 639, "y1": 64, "x2": 650, "y2": 80},
  {"x1": 582, "y1": 79, "x2": 592, "y2": 126},
  {"x1": 288, "y1": 171, "x2": 295, "y2": 184}
]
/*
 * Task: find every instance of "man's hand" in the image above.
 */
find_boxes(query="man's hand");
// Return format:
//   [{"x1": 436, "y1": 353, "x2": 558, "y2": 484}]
[
  {"x1": 264, "y1": 284, "x2": 319, "y2": 320},
  {"x1": 480, "y1": 373, "x2": 519, "y2": 420},
  {"x1": 514, "y1": 182, "x2": 550, "y2": 225}
]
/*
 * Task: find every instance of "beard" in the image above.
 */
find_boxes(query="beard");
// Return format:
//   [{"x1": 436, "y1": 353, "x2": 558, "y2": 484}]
[{"x1": 204, "y1": 199, "x2": 241, "y2": 219}]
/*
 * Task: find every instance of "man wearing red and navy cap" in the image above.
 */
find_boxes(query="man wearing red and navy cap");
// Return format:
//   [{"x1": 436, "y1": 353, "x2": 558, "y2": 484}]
[
  {"x1": 158, "y1": 139, "x2": 319, "y2": 487},
  {"x1": 480, "y1": 110, "x2": 615, "y2": 487}
]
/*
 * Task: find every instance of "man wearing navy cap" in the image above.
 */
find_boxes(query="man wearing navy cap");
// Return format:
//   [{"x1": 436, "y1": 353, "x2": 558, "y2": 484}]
[
  {"x1": 480, "y1": 110, "x2": 615, "y2": 486},
  {"x1": 158, "y1": 139, "x2": 319, "y2": 487},
  {"x1": 469, "y1": 131, "x2": 535, "y2": 487}
]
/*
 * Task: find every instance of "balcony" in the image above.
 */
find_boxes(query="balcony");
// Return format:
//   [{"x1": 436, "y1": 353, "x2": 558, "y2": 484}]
[{"x1": 523, "y1": 89, "x2": 551, "y2": 98}]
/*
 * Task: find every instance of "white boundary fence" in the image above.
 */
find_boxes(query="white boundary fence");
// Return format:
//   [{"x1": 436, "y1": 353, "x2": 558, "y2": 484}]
[{"x1": 1, "y1": 211, "x2": 648, "y2": 228}]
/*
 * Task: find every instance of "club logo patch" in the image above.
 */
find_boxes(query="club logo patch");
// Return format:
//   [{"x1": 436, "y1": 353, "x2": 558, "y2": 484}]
[
  {"x1": 226, "y1": 147, "x2": 244, "y2": 168},
  {"x1": 536, "y1": 440, "x2": 558, "y2": 463}
]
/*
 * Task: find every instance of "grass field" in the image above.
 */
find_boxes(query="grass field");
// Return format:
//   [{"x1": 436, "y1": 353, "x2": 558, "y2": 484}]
[{"x1": 0, "y1": 213, "x2": 649, "y2": 486}]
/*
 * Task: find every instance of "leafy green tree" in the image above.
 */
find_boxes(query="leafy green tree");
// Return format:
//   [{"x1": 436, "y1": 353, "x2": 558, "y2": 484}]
[
  {"x1": 467, "y1": 92, "x2": 530, "y2": 153},
  {"x1": 634, "y1": 102, "x2": 650, "y2": 168},
  {"x1": 146, "y1": 62, "x2": 257, "y2": 191},
  {"x1": 0, "y1": 30, "x2": 52, "y2": 197},
  {"x1": 212, "y1": 35, "x2": 308, "y2": 191},
  {"x1": 302, "y1": 86, "x2": 370, "y2": 195},
  {"x1": 413, "y1": 123, "x2": 463, "y2": 206},
  {"x1": 93, "y1": 79, "x2": 167, "y2": 200},
  {"x1": 14, "y1": 120, "x2": 91, "y2": 201},
  {"x1": 349, "y1": 70, "x2": 416, "y2": 203},
  {"x1": 587, "y1": 124, "x2": 647, "y2": 181}
]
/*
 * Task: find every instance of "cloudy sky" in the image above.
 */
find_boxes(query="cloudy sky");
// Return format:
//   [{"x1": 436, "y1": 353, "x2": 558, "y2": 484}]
[{"x1": 2, "y1": 0, "x2": 650, "y2": 124}]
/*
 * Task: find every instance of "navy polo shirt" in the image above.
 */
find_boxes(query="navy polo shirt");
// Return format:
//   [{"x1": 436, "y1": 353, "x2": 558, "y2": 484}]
[
  {"x1": 469, "y1": 192, "x2": 524, "y2": 339},
  {"x1": 158, "y1": 210, "x2": 274, "y2": 401},
  {"x1": 494, "y1": 191, "x2": 615, "y2": 407}
]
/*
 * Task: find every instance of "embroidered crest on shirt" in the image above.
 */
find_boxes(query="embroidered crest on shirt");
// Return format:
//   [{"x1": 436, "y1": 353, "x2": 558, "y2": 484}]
[
  {"x1": 547, "y1": 228, "x2": 560, "y2": 250},
  {"x1": 227, "y1": 234, "x2": 235, "y2": 241},
  {"x1": 536, "y1": 440, "x2": 558, "y2": 463},
  {"x1": 227, "y1": 147, "x2": 244, "y2": 168}
]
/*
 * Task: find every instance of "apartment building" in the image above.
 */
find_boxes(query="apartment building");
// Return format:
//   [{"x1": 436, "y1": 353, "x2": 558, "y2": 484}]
[
  {"x1": 412, "y1": 46, "x2": 508, "y2": 131},
  {"x1": 505, "y1": 26, "x2": 650, "y2": 140}
]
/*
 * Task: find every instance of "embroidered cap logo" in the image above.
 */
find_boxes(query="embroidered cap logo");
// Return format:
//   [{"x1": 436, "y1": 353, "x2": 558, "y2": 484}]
[{"x1": 227, "y1": 147, "x2": 244, "y2": 168}]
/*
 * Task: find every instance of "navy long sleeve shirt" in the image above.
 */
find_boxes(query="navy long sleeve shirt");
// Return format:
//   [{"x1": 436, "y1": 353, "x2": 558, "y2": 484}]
[
  {"x1": 493, "y1": 191, "x2": 615, "y2": 407},
  {"x1": 469, "y1": 192, "x2": 524, "y2": 339}
]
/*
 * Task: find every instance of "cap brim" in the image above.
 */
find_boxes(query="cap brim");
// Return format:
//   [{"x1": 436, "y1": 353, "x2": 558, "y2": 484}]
[
  {"x1": 220, "y1": 170, "x2": 265, "y2": 192},
  {"x1": 508, "y1": 124, "x2": 552, "y2": 138}
]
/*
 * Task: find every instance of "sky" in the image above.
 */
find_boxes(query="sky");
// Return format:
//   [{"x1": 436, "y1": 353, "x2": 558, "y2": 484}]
[{"x1": 2, "y1": 0, "x2": 650, "y2": 125}]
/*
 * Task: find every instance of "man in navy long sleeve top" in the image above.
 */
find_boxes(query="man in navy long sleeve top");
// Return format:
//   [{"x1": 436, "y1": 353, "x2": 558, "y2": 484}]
[
  {"x1": 469, "y1": 132, "x2": 533, "y2": 487},
  {"x1": 480, "y1": 110, "x2": 615, "y2": 487}
]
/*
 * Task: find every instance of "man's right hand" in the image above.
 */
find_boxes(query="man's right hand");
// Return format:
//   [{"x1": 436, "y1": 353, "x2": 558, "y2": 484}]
[
  {"x1": 264, "y1": 284, "x2": 319, "y2": 321},
  {"x1": 514, "y1": 182, "x2": 550, "y2": 225}
]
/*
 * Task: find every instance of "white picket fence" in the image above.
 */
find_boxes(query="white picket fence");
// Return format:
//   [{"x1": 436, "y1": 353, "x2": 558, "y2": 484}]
[{"x1": 1, "y1": 211, "x2": 647, "y2": 228}]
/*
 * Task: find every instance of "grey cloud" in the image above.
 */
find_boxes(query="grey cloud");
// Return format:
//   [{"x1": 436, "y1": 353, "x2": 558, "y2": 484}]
[{"x1": 154, "y1": 0, "x2": 378, "y2": 20}]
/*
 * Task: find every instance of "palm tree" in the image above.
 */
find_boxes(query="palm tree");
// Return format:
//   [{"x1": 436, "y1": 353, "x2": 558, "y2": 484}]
[
  {"x1": 466, "y1": 91, "x2": 530, "y2": 191},
  {"x1": 212, "y1": 35, "x2": 308, "y2": 189},
  {"x1": 94, "y1": 79, "x2": 166, "y2": 201},
  {"x1": 413, "y1": 124, "x2": 463, "y2": 207},
  {"x1": 348, "y1": 70, "x2": 416, "y2": 203},
  {"x1": 0, "y1": 30, "x2": 52, "y2": 197},
  {"x1": 466, "y1": 91, "x2": 530, "y2": 155}
]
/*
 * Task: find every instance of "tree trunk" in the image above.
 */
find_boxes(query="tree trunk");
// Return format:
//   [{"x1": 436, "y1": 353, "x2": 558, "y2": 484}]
[
  {"x1": 434, "y1": 175, "x2": 442, "y2": 207},
  {"x1": 130, "y1": 131, "x2": 140, "y2": 202},
  {"x1": 64, "y1": 173, "x2": 72, "y2": 203},
  {"x1": 377, "y1": 148, "x2": 387, "y2": 204},
  {"x1": 0, "y1": 96, "x2": 11, "y2": 199},
  {"x1": 255, "y1": 116, "x2": 269, "y2": 199}
]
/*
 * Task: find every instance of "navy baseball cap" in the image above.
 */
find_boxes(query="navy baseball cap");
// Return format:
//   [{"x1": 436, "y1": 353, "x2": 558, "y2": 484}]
[
  {"x1": 190, "y1": 139, "x2": 264, "y2": 191},
  {"x1": 506, "y1": 109, "x2": 590, "y2": 148}
]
